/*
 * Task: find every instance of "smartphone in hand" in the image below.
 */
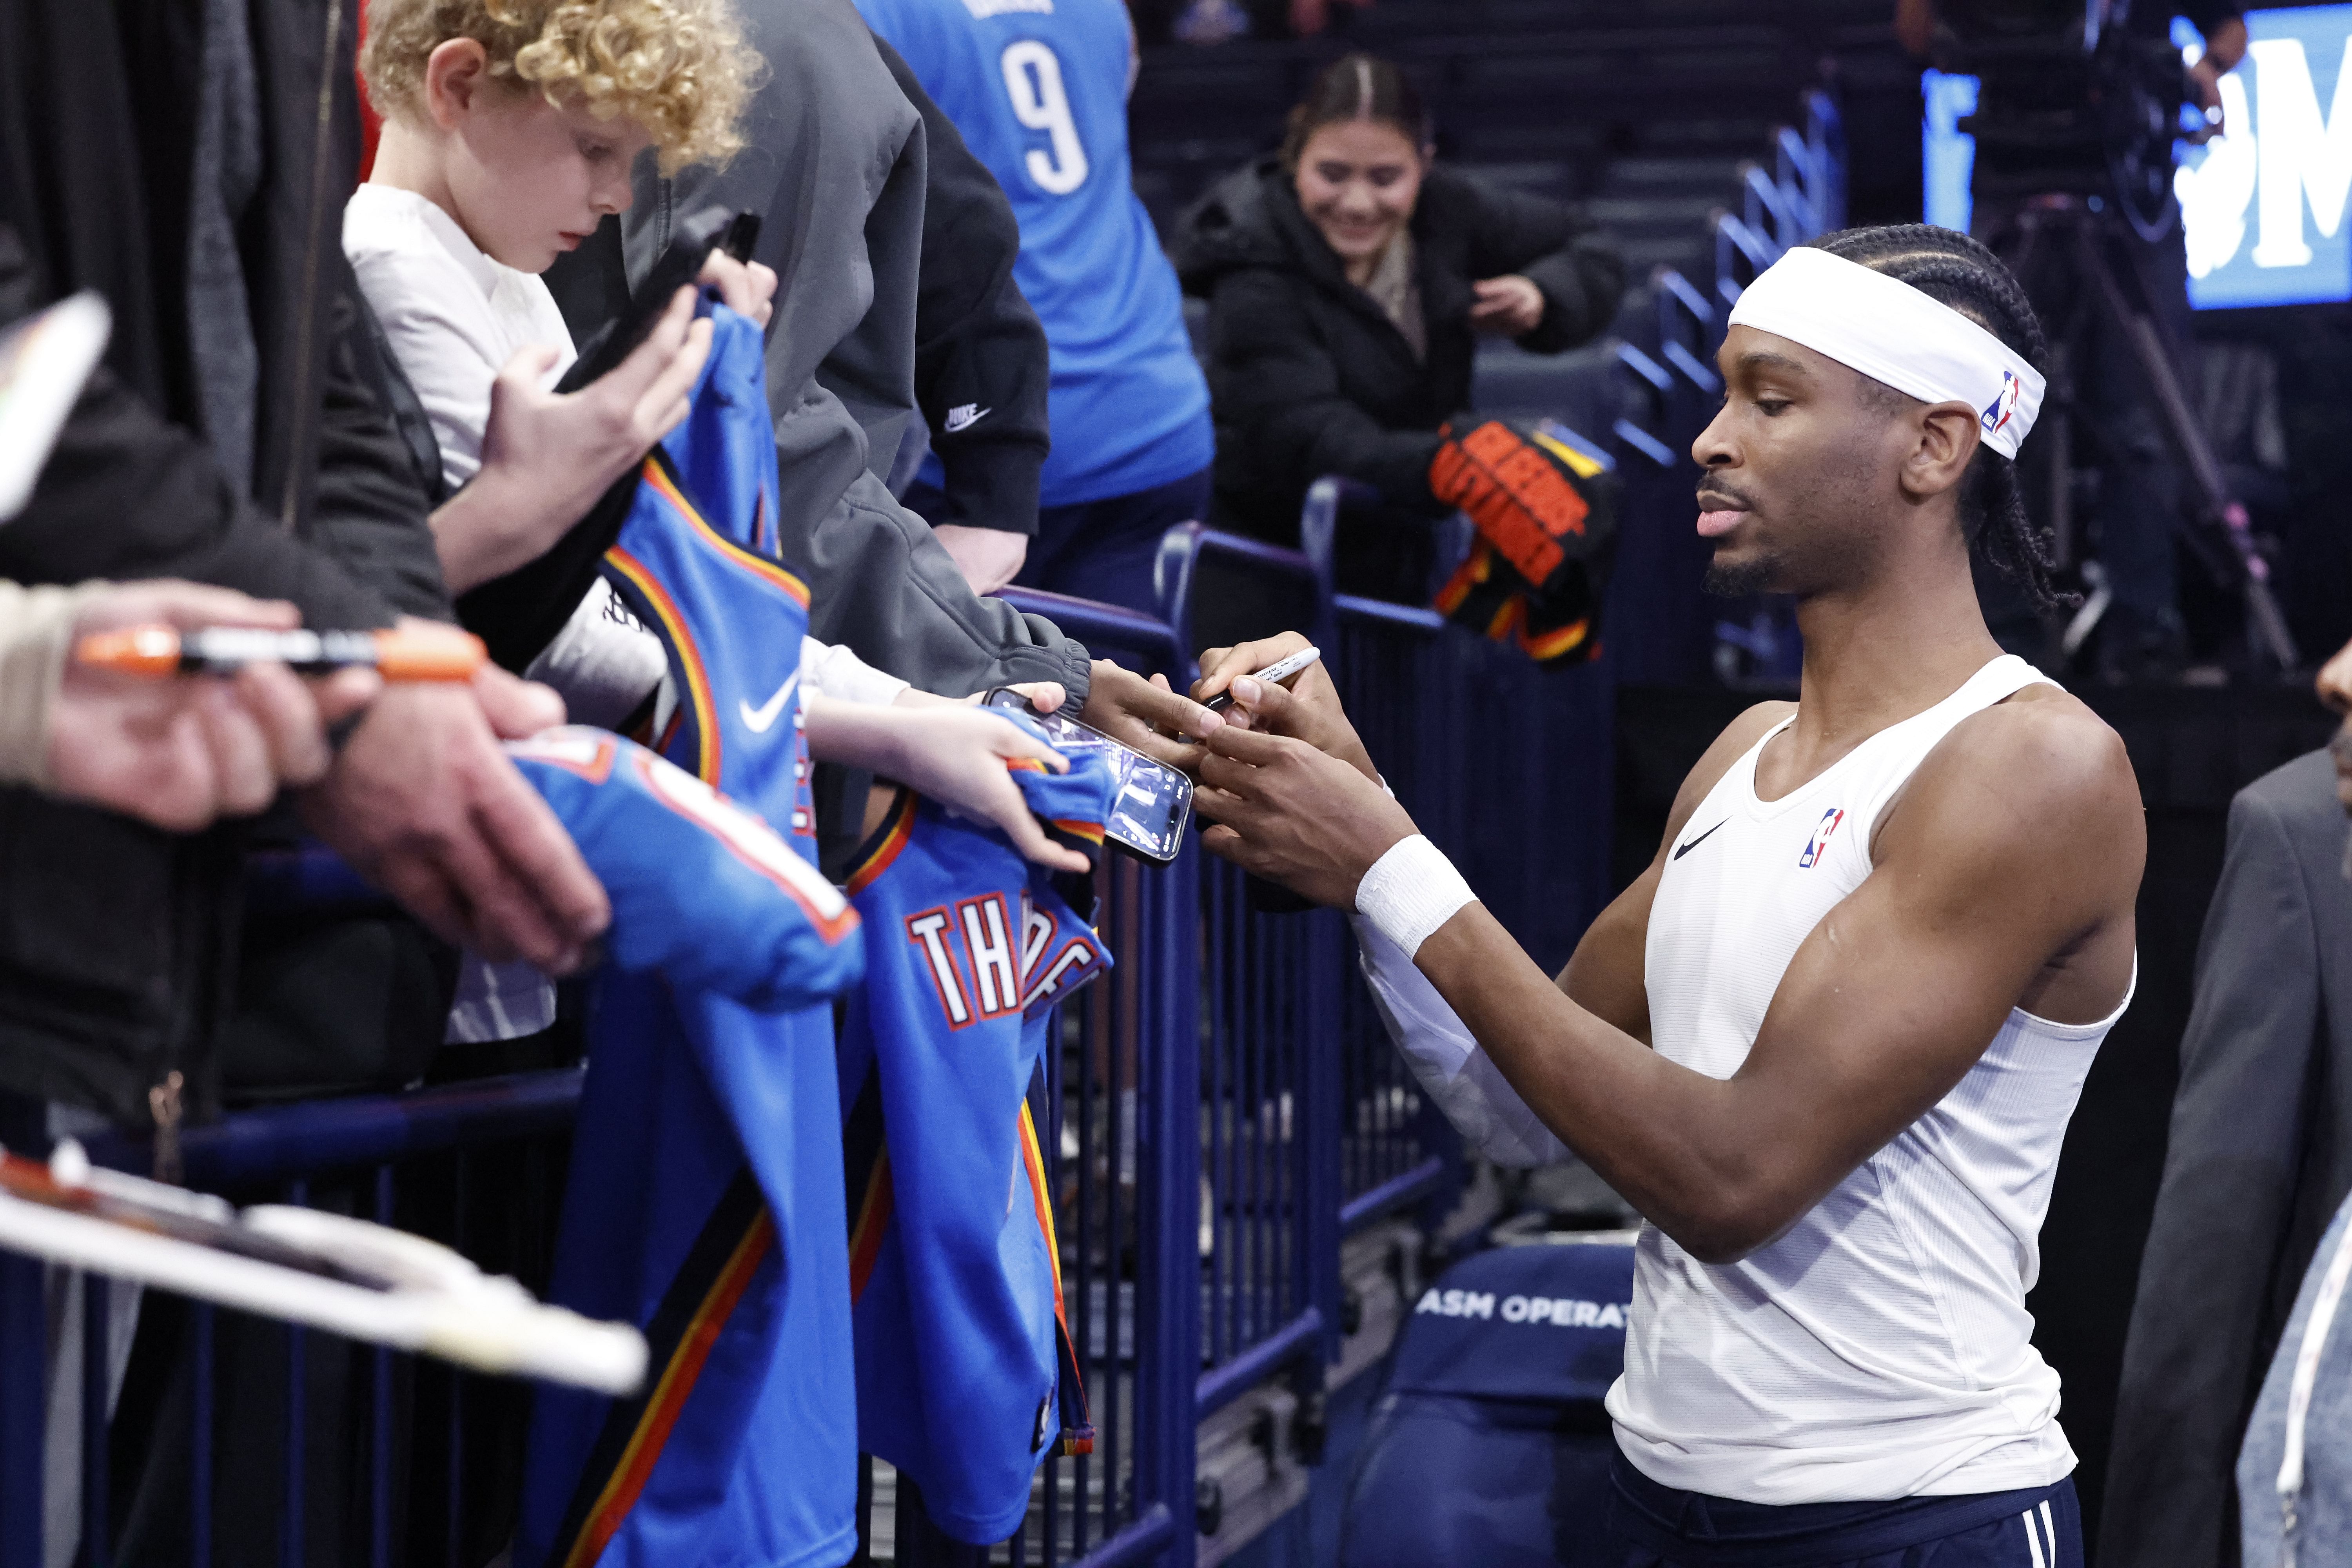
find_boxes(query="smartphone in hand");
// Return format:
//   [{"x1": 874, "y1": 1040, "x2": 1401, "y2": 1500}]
[{"x1": 984, "y1": 689, "x2": 1193, "y2": 864}]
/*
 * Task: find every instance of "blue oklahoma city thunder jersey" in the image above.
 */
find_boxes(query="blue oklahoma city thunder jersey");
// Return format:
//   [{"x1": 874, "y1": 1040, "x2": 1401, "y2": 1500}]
[
  {"x1": 857, "y1": 0, "x2": 1213, "y2": 506},
  {"x1": 519, "y1": 303, "x2": 864, "y2": 1568},
  {"x1": 837, "y1": 736, "x2": 1115, "y2": 1543}
]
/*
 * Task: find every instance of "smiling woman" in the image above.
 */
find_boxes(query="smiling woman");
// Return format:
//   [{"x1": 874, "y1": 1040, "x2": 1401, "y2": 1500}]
[{"x1": 1173, "y1": 53, "x2": 1625, "y2": 602}]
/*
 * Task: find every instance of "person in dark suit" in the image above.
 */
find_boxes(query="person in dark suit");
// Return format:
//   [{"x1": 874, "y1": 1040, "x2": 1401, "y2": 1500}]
[{"x1": 2102, "y1": 639, "x2": 2352, "y2": 1568}]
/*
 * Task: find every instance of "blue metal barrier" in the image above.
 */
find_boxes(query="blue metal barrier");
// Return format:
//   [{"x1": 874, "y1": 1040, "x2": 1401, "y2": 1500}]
[
  {"x1": 1148, "y1": 525, "x2": 1347, "y2": 1428},
  {"x1": 996, "y1": 589, "x2": 1200, "y2": 1568},
  {"x1": 0, "y1": 1069, "x2": 582, "y2": 1568},
  {"x1": 1328, "y1": 593, "x2": 1468, "y2": 1235}
]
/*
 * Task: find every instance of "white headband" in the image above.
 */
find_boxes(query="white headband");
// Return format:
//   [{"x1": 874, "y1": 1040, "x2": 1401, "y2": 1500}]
[{"x1": 1726, "y1": 246, "x2": 2045, "y2": 459}]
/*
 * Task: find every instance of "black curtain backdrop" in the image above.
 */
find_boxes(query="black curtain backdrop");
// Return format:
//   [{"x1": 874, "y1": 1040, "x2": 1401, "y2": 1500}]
[{"x1": 1612, "y1": 681, "x2": 2337, "y2": 1557}]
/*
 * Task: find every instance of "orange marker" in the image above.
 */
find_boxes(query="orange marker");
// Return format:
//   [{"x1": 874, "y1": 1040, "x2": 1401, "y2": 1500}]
[{"x1": 74, "y1": 624, "x2": 487, "y2": 682}]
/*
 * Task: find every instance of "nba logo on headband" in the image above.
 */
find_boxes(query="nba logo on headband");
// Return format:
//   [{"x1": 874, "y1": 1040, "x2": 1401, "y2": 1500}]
[{"x1": 1980, "y1": 370, "x2": 2022, "y2": 441}]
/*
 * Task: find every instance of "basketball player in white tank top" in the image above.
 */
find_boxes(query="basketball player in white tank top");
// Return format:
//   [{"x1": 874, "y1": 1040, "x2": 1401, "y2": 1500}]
[{"x1": 1174, "y1": 229, "x2": 2145, "y2": 1566}]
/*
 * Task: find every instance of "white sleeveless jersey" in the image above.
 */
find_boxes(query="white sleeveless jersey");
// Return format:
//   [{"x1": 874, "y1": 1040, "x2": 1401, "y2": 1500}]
[{"x1": 1604, "y1": 654, "x2": 2132, "y2": 1505}]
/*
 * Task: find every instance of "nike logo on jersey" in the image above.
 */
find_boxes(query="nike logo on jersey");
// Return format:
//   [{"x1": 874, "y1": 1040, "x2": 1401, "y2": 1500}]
[
  {"x1": 740, "y1": 669, "x2": 801, "y2": 735},
  {"x1": 1672, "y1": 819, "x2": 1727, "y2": 860},
  {"x1": 942, "y1": 403, "x2": 991, "y2": 434}
]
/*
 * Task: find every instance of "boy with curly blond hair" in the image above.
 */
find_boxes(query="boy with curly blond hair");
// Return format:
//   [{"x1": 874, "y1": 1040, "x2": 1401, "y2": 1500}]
[
  {"x1": 352, "y1": 0, "x2": 756, "y2": 515},
  {"x1": 348, "y1": 0, "x2": 768, "y2": 1045}
]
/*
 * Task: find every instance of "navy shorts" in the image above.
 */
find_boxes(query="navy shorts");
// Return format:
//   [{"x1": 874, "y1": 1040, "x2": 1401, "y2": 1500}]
[{"x1": 1606, "y1": 1451, "x2": 2082, "y2": 1568}]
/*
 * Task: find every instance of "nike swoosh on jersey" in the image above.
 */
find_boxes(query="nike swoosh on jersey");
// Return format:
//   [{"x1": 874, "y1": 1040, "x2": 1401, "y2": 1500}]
[
  {"x1": 740, "y1": 669, "x2": 801, "y2": 735},
  {"x1": 1672, "y1": 818, "x2": 1728, "y2": 860},
  {"x1": 943, "y1": 404, "x2": 991, "y2": 435}
]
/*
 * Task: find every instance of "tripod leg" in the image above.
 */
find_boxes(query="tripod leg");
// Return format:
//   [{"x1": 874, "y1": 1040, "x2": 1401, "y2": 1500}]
[{"x1": 2074, "y1": 226, "x2": 2300, "y2": 670}]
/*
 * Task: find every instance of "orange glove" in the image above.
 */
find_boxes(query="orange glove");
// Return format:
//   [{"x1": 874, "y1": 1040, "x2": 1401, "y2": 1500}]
[
  {"x1": 1427, "y1": 419, "x2": 1602, "y2": 592},
  {"x1": 1429, "y1": 419, "x2": 1617, "y2": 666}
]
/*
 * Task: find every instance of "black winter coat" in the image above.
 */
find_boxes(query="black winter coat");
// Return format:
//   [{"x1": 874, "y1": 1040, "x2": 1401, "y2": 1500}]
[
  {"x1": 0, "y1": 0, "x2": 453, "y2": 1125},
  {"x1": 1174, "y1": 158, "x2": 1622, "y2": 599}
]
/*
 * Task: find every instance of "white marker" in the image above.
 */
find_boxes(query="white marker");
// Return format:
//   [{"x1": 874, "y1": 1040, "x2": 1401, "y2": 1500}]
[{"x1": 1205, "y1": 645, "x2": 1321, "y2": 713}]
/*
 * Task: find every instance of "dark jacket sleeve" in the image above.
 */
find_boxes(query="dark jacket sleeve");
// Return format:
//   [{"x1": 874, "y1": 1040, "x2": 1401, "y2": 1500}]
[
  {"x1": 1208, "y1": 267, "x2": 1448, "y2": 514},
  {"x1": 306, "y1": 265, "x2": 457, "y2": 622},
  {"x1": 871, "y1": 31, "x2": 1052, "y2": 537},
  {"x1": 0, "y1": 372, "x2": 401, "y2": 629},
  {"x1": 2101, "y1": 763, "x2": 2328, "y2": 1568},
  {"x1": 0, "y1": 227, "x2": 403, "y2": 628},
  {"x1": 1458, "y1": 177, "x2": 1626, "y2": 356}
]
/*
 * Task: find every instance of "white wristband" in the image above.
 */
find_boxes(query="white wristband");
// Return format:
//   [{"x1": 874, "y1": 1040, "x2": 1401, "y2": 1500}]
[{"x1": 1354, "y1": 835, "x2": 1475, "y2": 959}]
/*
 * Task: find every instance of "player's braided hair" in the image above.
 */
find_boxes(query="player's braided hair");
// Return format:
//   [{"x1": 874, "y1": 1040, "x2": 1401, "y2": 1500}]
[{"x1": 1802, "y1": 225, "x2": 2076, "y2": 610}]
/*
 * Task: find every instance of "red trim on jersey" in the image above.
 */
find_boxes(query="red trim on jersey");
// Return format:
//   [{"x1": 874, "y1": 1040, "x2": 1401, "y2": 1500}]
[
  {"x1": 628, "y1": 752, "x2": 860, "y2": 945},
  {"x1": 507, "y1": 733, "x2": 618, "y2": 784},
  {"x1": 845, "y1": 791, "x2": 917, "y2": 896},
  {"x1": 1019, "y1": 1103, "x2": 1091, "y2": 1454}
]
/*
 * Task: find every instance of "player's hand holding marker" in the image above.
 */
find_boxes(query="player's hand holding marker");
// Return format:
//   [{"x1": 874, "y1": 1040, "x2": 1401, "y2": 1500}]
[
  {"x1": 1188, "y1": 636, "x2": 1419, "y2": 907},
  {"x1": 1190, "y1": 632, "x2": 1377, "y2": 780}
]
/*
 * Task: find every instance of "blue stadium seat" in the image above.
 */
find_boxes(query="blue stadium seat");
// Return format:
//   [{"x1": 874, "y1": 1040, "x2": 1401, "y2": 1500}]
[{"x1": 1338, "y1": 1235, "x2": 1636, "y2": 1568}]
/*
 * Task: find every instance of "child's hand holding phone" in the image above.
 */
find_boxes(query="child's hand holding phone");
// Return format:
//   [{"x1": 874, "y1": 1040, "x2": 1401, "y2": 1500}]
[{"x1": 802, "y1": 696, "x2": 1093, "y2": 874}]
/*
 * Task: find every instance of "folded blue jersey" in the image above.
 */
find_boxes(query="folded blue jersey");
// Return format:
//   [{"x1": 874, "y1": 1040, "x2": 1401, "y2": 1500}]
[
  {"x1": 521, "y1": 304, "x2": 864, "y2": 1568},
  {"x1": 836, "y1": 736, "x2": 1116, "y2": 1543},
  {"x1": 506, "y1": 727, "x2": 859, "y2": 1010}
]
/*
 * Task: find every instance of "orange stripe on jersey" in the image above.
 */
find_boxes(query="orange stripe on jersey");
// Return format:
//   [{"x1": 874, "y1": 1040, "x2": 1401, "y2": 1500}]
[
  {"x1": 641, "y1": 461, "x2": 811, "y2": 608},
  {"x1": 847, "y1": 1152, "x2": 894, "y2": 1303},
  {"x1": 1017, "y1": 1104, "x2": 1067, "y2": 1335},
  {"x1": 845, "y1": 791, "x2": 918, "y2": 897},
  {"x1": 1020, "y1": 1102, "x2": 1093, "y2": 1454},
  {"x1": 1049, "y1": 819, "x2": 1106, "y2": 846},
  {"x1": 604, "y1": 543, "x2": 719, "y2": 784},
  {"x1": 560, "y1": 1209, "x2": 774, "y2": 1568}
]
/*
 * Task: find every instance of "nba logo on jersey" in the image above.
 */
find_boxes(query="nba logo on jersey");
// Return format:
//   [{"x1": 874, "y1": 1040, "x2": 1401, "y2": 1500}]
[{"x1": 1797, "y1": 807, "x2": 1845, "y2": 869}]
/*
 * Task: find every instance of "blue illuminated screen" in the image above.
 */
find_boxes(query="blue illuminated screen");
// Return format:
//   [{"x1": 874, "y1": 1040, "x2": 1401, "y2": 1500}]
[{"x1": 1922, "y1": 5, "x2": 2352, "y2": 309}]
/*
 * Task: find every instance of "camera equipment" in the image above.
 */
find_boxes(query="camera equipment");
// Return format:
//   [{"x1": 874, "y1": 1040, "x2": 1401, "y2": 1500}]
[
  {"x1": 1932, "y1": 1, "x2": 2298, "y2": 673},
  {"x1": 1936, "y1": 0, "x2": 2191, "y2": 236}
]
